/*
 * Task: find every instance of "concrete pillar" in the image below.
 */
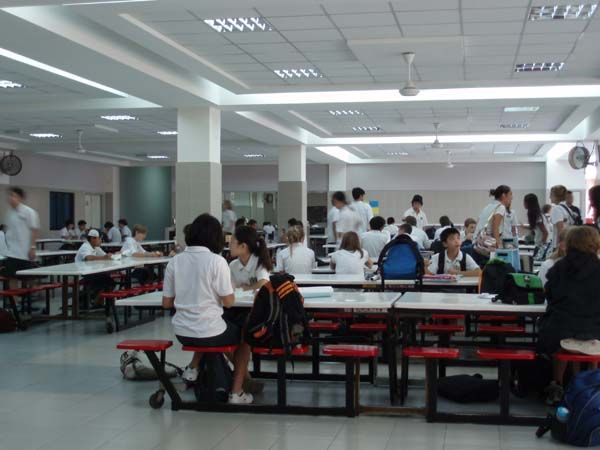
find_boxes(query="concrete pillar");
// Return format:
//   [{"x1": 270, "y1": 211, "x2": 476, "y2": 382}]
[
  {"x1": 277, "y1": 145, "x2": 307, "y2": 228},
  {"x1": 112, "y1": 167, "x2": 120, "y2": 222},
  {"x1": 176, "y1": 107, "x2": 222, "y2": 244}
]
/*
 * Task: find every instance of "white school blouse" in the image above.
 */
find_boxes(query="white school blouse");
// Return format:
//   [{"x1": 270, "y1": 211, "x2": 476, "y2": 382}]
[
  {"x1": 331, "y1": 249, "x2": 370, "y2": 274},
  {"x1": 229, "y1": 254, "x2": 270, "y2": 288},
  {"x1": 276, "y1": 243, "x2": 316, "y2": 274},
  {"x1": 360, "y1": 231, "x2": 389, "y2": 260},
  {"x1": 121, "y1": 237, "x2": 146, "y2": 257}
]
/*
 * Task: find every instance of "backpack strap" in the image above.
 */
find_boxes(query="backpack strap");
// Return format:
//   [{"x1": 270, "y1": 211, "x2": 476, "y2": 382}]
[
  {"x1": 460, "y1": 251, "x2": 467, "y2": 272},
  {"x1": 437, "y1": 251, "x2": 445, "y2": 275},
  {"x1": 559, "y1": 203, "x2": 579, "y2": 225}
]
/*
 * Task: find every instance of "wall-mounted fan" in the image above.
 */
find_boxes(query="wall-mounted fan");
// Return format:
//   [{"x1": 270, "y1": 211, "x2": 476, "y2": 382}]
[
  {"x1": 568, "y1": 143, "x2": 597, "y2": 170},
  {"x1": 0, "y1": 153, "x2": 23, "y2": 176}
]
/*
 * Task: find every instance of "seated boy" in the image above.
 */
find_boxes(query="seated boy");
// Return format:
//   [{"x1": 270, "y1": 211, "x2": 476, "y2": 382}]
[
  {"x1": 121, "y1": 224, "x2": 162, "y2": 285},
  {"x1": 75, "y1": 229, "x2": 115, "y2": 300},
  {"x1": 427, "y1": 227, "x2": 481, "y2": 277}
]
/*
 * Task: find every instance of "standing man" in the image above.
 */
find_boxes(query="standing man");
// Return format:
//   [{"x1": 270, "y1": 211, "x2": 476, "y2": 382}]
[
  {"x1": 350, "y1": 187, "x2": 373, "y2": 234},
  {"x1": 404, "y1": 194, "x2": 428, "y2": 229},
  {"x1": 331, "y1": 191, "x2": 361, "y2": 242},
  {"x1": 222, "y1": 200, "x2": 237, "y2": 235},
  {"x1": 2, "y1": 187, "x2": 40, "y2": 280},
  {"x1": 326, "y1": 195, "x2": 340, "y2": 244}
]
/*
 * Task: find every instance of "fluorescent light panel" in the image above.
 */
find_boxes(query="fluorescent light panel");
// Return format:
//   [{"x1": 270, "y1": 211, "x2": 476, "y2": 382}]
[
  {"x1": 515, "y1": 62, "x2": 564, "y2": 72},
  {"x1": 387, "y1": 151, "x2": 409, "y2": 156},
  {"x1": 329, "y1": 110, "x2": 363, "y2": 116},
  {"x1": 243, "y1": 153, "x2": 265, "y2": 158},
  {"x1": 494, "y1": 151, "x2": 516, "y2": 154},
  {"x1": 0, "y1": 47, "x2": 127, "y2": 97},
  {"x1": 529, "y1": 4, "x2": 597, "y2": 20},
  {"x1": 500, "y1": 123, "x2": 529, "y2": 129},
  {"x1": 101, "y1": 115, "x2": 137, "y2": 121},
  {"x1": 0, "y1": 80, "x2": 22, "y2": 88},
  {"x1": 204, "y1": 17, "x2": 272, "y2": 33},
  {"x1": 504, "y1": 106, "x2": 540, "y2": 112},
  {"x1": 274, "y1": 68, "x2": 323, "y2": 79},
  {"x1": 30, "y1": 133, "x2": 61, "y2": 138},
  {"x1": 352, "y1": 126, "x2": 382, "y2": 132},
  {"x1": 157, "y1": 130, "x2": 177, "y2": 135},
  {"x1": 63, "y1": 0, "x2": 155, "y2": 4},
  {"x1": 146, "y1": 155, "x2": 169, "y2": 160}
]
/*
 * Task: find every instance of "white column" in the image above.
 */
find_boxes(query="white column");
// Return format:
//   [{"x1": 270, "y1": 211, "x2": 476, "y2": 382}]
[
  {"x1": 277, "y1": 145, "x2": 307, "y2": 228},
  {"x1": 111, "y1": 166, "x2": 120, "y2": 222},
  {"x1": 328, "y1": 164, "x2": 347, "y2": 193},
  {"x1": 175, "y1": 107, "x2": 222, "y2": 244}
]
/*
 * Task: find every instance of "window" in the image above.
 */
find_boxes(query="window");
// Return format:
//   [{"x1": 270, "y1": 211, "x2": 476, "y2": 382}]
[{"x1": 49, "y1": 191, "x2": 74, "y2": 230}]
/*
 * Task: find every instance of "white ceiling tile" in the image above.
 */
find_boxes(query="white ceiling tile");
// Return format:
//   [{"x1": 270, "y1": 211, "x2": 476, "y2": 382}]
[
  {"x1": 137, "y1": 10, "x2": 196, "y2": 21},
  {"x1": 255, "y1": 53, "x2": 308, "y2": 63},
  {"x1": 391, "y1": 0, "x2": 459, "y2": 11},
  {"x1": 150, "y1": 20, "x2": 209, "y2": 34},
  {"x1": 239, "y1": 43, "x2": 297, "y2": 53},
  {"x1": 330, "y1": 13, "x2": 397, "y2": 28},
  {"x1": 464, "y1": 34, "x2": 521, "y2": 46},
  {"x1": 192, "y1": 45, "x2": 245, "y2": 55},
  {"x1": 220, "y1": 63, "x2": 267, "y2": 72},
  {"x1": 267, "y1": 15, "x2": 332, "y2": 30},
  {"x1": 315, "y1": 61, "x2": 367, "y2": 70},
  {"x1": 187, "y1": 7, "x2": 259, "y2": 19},
  {"x1": 280, "y1": 29, "x2": 342, "y2": 42},
  {"x1": 340, "y1": 26, "x2": 402, "y2": 39},
  {"x1": 170, "y1": 33, "x2": 230, "y2": 45},
  {"x1": 294, "y1": 40, "x2": 349, "y2": 52},
  {"x1": 520, "y1": 33, "x2": 579, "y2": 45},
  {"x1": 466, "y1": 55, "x2": 515, "y2": 65},
  {"x1": 464, "y1": 21, "x2": 523, "y2": 35},
  {"x1": 395, "y1": 10, "x2": 460, "y2": 25},
  {"x1": 402, "y1": 23, "x2": 462, "y2": 37},
  {"x1": 323, "y1": 1, "x2": 393, "y2": 14},
  {"x1": 465, "y1": 45, "x2": 518, "y2": 57},
  {"x1": 257, "y1": 5, "x2": 325, "y2": 17},
  {"x1": 462, "y1": 0, "x2": 530, "y2": 7},
  {"x1": 328, "y1": 76, "x2": 374, "y2": 83},
  {"x1": 462, "y1": 8, "x2": 527, "y2": 22},
  {"x1": 519, "y1": 44, "x2": 575, "y2": 55},
  {"x1": 206, "y1": 54, "x2": 257, "y2": 64},
  {"x1": 525, "y1": 20, "x2": 588, "y2": 34},
  {"x1": 225, "y1": 32, "x2": 287, "y2": 44},
  {"x1": 304, "y1": 51, "x2": 358, "y2": 62}
]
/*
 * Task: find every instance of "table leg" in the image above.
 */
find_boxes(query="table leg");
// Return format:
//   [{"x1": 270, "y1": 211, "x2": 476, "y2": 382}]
[
  {"x1": 72, "y1": 276, "x2": 80, "y2": 319},
  {"x1": 61, "y1": 275, "x2": 69, "y2": 319}
]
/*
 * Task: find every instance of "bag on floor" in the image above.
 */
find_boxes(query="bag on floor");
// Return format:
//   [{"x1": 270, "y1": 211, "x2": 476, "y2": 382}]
[
  {"x1": 194, "y1": 353, "x2": 233, "y2": 404},
  {"x1": 494, "y1": 273, "x2": 544, "y2": 305},
  {"x1": 512, "y1": 357, "x2": 553, "y2": 398},
  {"x1": 480, "y1": 259, "x2": 515, "y2": 295},
  {"x1": 0, "y1": 309, "x2": 17, "y2": 333},
  {"x1": 537, "y1": 370, "x2": 600, "y2": 447},
  {"x1": 437, "y1": 374, "x2": 499, "y2": 403},
  {"x1": 245, "y1": 273, "x2": 309, "y2": 353},
  {"x1": 120, "y1": 351, "x2": 179, "y2": 381}
]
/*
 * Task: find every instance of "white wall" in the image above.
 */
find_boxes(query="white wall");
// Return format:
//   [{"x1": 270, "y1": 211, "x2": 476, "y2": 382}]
[{"x1": 223, "y1": 164, "x2": 328, "y2": 192}]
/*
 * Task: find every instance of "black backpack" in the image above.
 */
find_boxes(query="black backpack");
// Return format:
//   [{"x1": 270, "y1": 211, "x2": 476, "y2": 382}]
[
  {"x1": 437, "y1": 251, "x2": 467, "y2": 274},
  {"x1": 245, "y1": 273, "x2": 309, "y2": 353},
  {"x1": 494, "y1": 273, "x2": 545, "y2": 305},
  {"x1": 430, "y1": 240, "x2": 444, "y2": 255},
  {"x1": 0, "y1": 309, "x2": 17, "y2": 333},
  {"x1": 194, "y1": 353, "x2": 233, "y2": 404},
  {"x1": 438, "y1": 374, "x2": 499, "y2": 403},
  {"x1": 560, "y1": 204, "x2": 583, "y2": 226},
  {"x1": 481, "y1": 259, "x2": 515, "y2": 295}
]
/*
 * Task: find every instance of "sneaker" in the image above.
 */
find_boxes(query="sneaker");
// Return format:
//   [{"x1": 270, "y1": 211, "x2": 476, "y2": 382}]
[
  {"x1": 561, "y1": 338, "x2": 600, "y2": 356},
  {"x1": 182, "y1": 366, "x2": 199, "y2": 383},
  {"x1": 243, "y1": 378, "x2": 265, "y2": 395},
  {"x1": 544, "y1": 381, "x2": 564, "y2": 406},
  {"x1": 228, "y1": 391, "x2": 253, "y2": 404}
]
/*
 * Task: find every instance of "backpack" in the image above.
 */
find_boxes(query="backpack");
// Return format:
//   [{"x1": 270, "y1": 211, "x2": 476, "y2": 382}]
[
  {"x1": 494, "y1": 273, "x2": 545, "y2": 305},
  {"x1": 561, "y1": 204, "x2": 584, "y2": 226},
  {"x1": 0, "y1": 309, "x2": 17, "y2": 333},
  {"x1": 480, "y1": 259, "x2": 515, "y2": 295},
  {"x1": 437, "y1": 374, "x2": 498, "y2": 403},
  {"x1": 437, "y1": 251, "x2": 467, "y2": 275},
  {"x1": 119, "y1": 351, "x2": 180, "y2": 381},
  {"x1": 430, "y1": 240, "x2": 444, "y2": 255},
  {"x1": 194, "y1": 353, "x2": 233, "y2": 404},
  {"x1": 537, "y1": 370, "x2": 600, "y2": 446},
  {"x1": 245, "y1": 273, "x2": 309, "y2": 353},
  {"x1": 377, "y1": 234, "x2": 424, "y2": 288}
]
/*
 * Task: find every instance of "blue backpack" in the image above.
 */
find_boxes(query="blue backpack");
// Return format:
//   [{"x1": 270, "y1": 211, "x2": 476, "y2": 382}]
[
  {"x1": 377, "y1": 234, "x2": 424, "y2": 290},
  {"x1": 538, "y1": 370, "x2": 600, "y2": 446}
]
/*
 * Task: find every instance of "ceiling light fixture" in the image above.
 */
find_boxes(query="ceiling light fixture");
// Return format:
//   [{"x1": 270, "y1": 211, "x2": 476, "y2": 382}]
[
  {"x1": 529, "y1": 4, "x2": 598, "y2": 20},
  {"x1": 204, "y1": 17, "x2": 272, "y2": 33},
  {"x1": 0, "y1": 80, "x2": 23, "y2": 88},
  {"x1": 63, "y1": 0, "x2": 155, "y2": 5},
  {"x1": 515, "y1": 62, "x2": 564, "y2": 72},
  {"x1": 29, "y1": 133, "x2": 61, "y2": 138},
  {"x1": 244, "y1": 153, "x2": 265, "y2": 158},
  {"x1": 387, "y1": 151, "x2": 409, "y2": 156},
  {"x1": 352, "y1": 126, "x2": 382, "y2": 132},
  {"x1": 100, "y1": 115, "x2": 137, "y2": 121},
  {"x1": 0, "y1": 47, "x2": 128, "y2": 97},
  {"x1": 494, "y1": 150, "x2": 517, "y2": 154},
  {"x1": 329, "y1": 110, "x2": 363, "y2": 116},
  {"x1": 146, "y1": 155, "x2": 169, "y2": 160},
  {"x1": 500, "y1": 123, "x2": 529, "y2": 129},
  {"x1": 504, "y1": 106, "x2": 540, "y2": 112},
  {"x1": 274, "y1": 68, "x2": 323, "y2": 79},
  {"x1": 157, "y1": 130, "x2": 178, "y2": 135}
]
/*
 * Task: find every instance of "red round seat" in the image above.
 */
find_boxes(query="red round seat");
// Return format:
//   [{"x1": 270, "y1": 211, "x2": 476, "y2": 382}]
[
  {"x1": 349, "y1": 323, "x2": 387, "y2": 332},
  {"x1": 0, "y1": 288, "x2": 36, "y2": 296},
  {"x1": 313, "y1": 312, "x2": 353, "y2": 320},
  {"x1": 100, "y1": 290, "x2": 130, "y2": 300},
  {"x1": 117, "y1": 339, "x2": 173, "y2": 351},
  {"x1": 403, "y1": 347, "x2": 460, "y2": 359},
  {"x1": 252, "y1": 345, "x2": 309, "y2": 356},
  {"x1": 555, "y1": 350, "x2": 600, "y2": 362},
  {"x1": 417, "y1": 324, "x2": 465, "y2": 333},
  {"x1": 33, "y1": 283, "x2": 62, "y2": 292},
  {"x1": 323, "y1": 344, "x2": 378, "y2": 358},
  {"x1": 478, "y1": 315, "x2": 519, "y2": 322},
  {"x1": 432, "y1": 314, "x2": 464, "y2": 321},
  {"x1": 308, "y1": 322, "x2": 341, "y2": 331},
  {"x1": 182, "y1": 345, "x2": 238, "y2": 353},
  {"x1": 478, "y1": 325, "x2": 525, "y2": 334},
  {"x1": 477, "y1": 348, "x2": 536, "y2": 361}
]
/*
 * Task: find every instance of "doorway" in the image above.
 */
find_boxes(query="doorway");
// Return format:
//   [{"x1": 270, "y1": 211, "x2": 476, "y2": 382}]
[{"x1": 84, "y1": 194, "x2": 102, "y2": 229}]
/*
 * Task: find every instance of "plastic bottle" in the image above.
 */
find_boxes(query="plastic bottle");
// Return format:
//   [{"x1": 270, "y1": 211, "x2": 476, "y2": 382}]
[{"x1": 556, "y1": 406, "x2": 570, "y2": 423}]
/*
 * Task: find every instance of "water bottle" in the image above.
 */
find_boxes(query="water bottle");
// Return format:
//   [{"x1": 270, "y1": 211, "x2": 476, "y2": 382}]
[{"x1": 556, "y1": 406, "x2": 570, "y2": 423}]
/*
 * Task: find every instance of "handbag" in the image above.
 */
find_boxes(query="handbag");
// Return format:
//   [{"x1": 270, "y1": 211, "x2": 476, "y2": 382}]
[{"x1": 475, "y1": 204, "x2": 504, "y2": 257}]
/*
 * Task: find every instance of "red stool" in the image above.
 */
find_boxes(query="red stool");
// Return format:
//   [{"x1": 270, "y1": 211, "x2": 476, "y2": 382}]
[
  {"x1": 349, "y1": 322, "x2": 390, "y2": 386},
  {"x1": 323, "y1": 345, "x2": 379, "y2": 417},
  {"x1": 415, "y1": 324, "x2": 464, "y2": 378},
  {"x1": 0, "y1": 287, "x2": 37, "y2": 330},
  {"x1": 431, "y1": 314, "x2": 464, "y2": 322},
  {"x1": 313, "y1": 312, "x2": 353, "y2": 320},
  {"x1": 308, "y1": 321, "x2": 342, "y2": 378},
  {"x1": 32, "y1": 282, "x2": 63, "y2": 316},
  {"x1": 478, "y1": 325, "x2": 526, "y2": 345}
]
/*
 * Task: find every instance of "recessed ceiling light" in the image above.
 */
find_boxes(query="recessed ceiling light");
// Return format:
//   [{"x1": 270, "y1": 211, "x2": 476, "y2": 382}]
[
  {"x1": 504, "y1": 106, "x2": 540, "y2": 112},
  {"x1": 529, "y1": 4, "x2": 597, "y2": 21},
  {"x1": 387, "y1": 151, "x2": 409, "y2": 156},
  {"x1": 500, "y1": 123, "x2": 530, "y2": 129},
  {"x1": 29, "y1": 133, "x2": 61, "y2": 138},
  {"x1": 0, "y1": 80, "x2": 23, "y2": 88},
  {"x1": 244, "y1": 153, "x2": 265, "y2": 158},
  {"x1": 274, "y1": 68, "x2": 323, "y2": 79},
  {"x1": 146, "y1": 155, "x2": 169, "y2": 160},
  {"x1": 204, "y1": 17, "x2": 273, "y2": 33},
  {"x1": 329, "y1": 110, "x2": 363, "y2": 116},
  {"x1": 100, "y1": 115, "x2": 137, "y2": 121},
  {"x1": 494, "y1": 151, "x2": 517, "y2": 155},
  {"x1": 63, "y1": 0, "x2": 155, "y2": 4},
  {"x1": 515, "y1": 62, "x2": 564, "y2": 72},
  {"x1": 352, "y1": 126, "x2": 382, "y2": 133},
  {"x1": 157, "y1": 130, "x2": 177, "y2": 135}
]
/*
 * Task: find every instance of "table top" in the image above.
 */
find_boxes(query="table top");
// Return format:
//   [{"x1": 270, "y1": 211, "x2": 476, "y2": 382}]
[
  {"x1": 36, "y1": 250, "x2": 78, "y2": 258},
  {"x1": 16, "y1": 256, "x2": 171, "y2": 276},
  {"x1": 36, "y1": 238, "x2": 65, "y2": 244},
  {"x1": 309, "y1": 235, "x2": 328, "y2": 239},
  {"x1": 101, "y1": 240, "x2": 176, "y2": 248},
  {"x1": 292, "y1": 273, "x2": 479, "y2": 287}
]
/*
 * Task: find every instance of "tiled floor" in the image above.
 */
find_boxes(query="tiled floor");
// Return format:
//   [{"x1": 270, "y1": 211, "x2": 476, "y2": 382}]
[{"x1": 0, "y1": 312, "x2": 571, "y2": 450}]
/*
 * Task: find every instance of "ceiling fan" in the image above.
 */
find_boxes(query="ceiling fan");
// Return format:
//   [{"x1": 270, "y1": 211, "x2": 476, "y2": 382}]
[
  {"x1": 428, "y1": 122, "x2": 474, "y2": 152},
  {"x1": 399, "y1": 52, "x2": 419, "y2": 97}
]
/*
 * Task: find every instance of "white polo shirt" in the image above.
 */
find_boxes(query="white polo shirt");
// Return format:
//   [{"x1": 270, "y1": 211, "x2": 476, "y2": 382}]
[
  {"x1": 276, "y1": 243, "x2": 316, "y2": 274},
  {"x1": 107, "y1": 226, "x2": 121, "y2": 243},
  {"x1": 4, "y1": 203, "x2": 40, "y2": 261},
  {"x1": 60, "y1": 227, "x2": 77, "y2": 239},
  {"x1": 0, "y1": 230, "x2": 8, "y2": 256},
  {"x1": 331, "y1": 249, "x2": 370, "y2": 274},
  {"x1": 120, "y1": 225, "x2": 132, "y2": 240},
  {"x1": 326, "y1": 207, "x2": 340, "y2": 243},
  {"x1": 163, "y1": 246, "x2": 233, "y2": 338},
  {"x1": 475, "y1": 201, "x2": 506, "y2": 237},
  {"x1": 222, "y1": 209, "x2": 237, "y2": 234},
  {"x1": 350, "y1": 201, "x2": 374, "y2": 234},
  {"x1": 503, "y1": 210, "x2": 519, "y2": 240},
  {"x1": 550, "y1": 202, "x2": 575, "y2": 249},
  {"x1": 428, "y1": 250, "x2": 479, "y2": 275},
  {"x1": 410, "y1": 226, "x2": 430, "y2": 250},
  {"x1": 404, "y1": 208, "x2": 428, "y2": 229},
  {"x1": 360, "y1": 230, "x2": 390, "y2": 260},
  {"x1": 434, "y1": 226, "x2": 451, "y2": 242},
  {"x1": 76, "y1": 241, "x2": 106, "y2": 262},
  {"x1": 336, "y1": 206, "x2": 362, "y2": 238},
  {"x1": 229, "y1": 254, "x2": 270, "y2": 288},
  {"x1": 384, "y1": 224, "x2": 399, "y2": 239},
  {"x1": 121, "y1": 237, "x2": 145, "y2": 257}
]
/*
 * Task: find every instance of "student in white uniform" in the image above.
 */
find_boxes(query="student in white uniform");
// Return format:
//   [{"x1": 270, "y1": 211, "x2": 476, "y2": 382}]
[
  {"x1": 162, "y1": 214, "x2": 252, "y2": 404},
  {"x1": 538, "y1": 228, "x2": 567, "y2": 286},
  {"x1": 550, "y1": 185, "x2": 576, "y2": 251},
  {"x1": 330, "y1": 231, "x2": 372, "y2": 274},
  {"x1": 350, "y1": 187, "x2": 373, "y2": 234},
  {"x1": 360, "y1": 216, "x2": 390, "y2": 261},
  {"x1": 332, "y1": 191, "x2": 362, "y2": 242},
  {"x1": 433, "y1": 216, "x2": 453, "y2": 241},
  {"x1": 404, "y1": 195, "x2": 428, "y2": 229},
  {"x1": 118, "y1": 219, "x2": 132, "y2": 241},
  {"x1": 104, "y1": 221, "x2": 121, "y2": 243},
  {"x1": 60, "y1": 219, "x2": 78, "y2": 239},
  {"x1": 229, "y1": 226, "x2": 272, "y2": 291},
  {"x1": 384, "y1": 217, "x2": 399, "y2": 239},
  {"x1": 474, "y1": 185, "x2": 512, "y2": 251},
  {"x1": 502, "y1": 205, "x2": 519, "y2": 247},
  {"x1": 222, "y1": 200, "x2": 237, "y2": 235},
  {"x1": 524, "y1": 193, "x2": 550, "y2": 256},
  {"x1": 461, "y1": 218, "x2": 477, "y2": 243},
  {"x1": 262, "y1": 222, "x2": 276, "y2": 242},
  {"x1": 2, "y1": 187, "x2": 40, "y2": 279},
  {"x1": 75, "y1": 229, "x2": 115, "y2": 297},
  {"x1": 0, "y1": 224, "x2": 7, "y2": 256},
  {"x1": 427, "y1": 228, "x2": 481, "y2": 277},
  {"x1": 326, "y1": 197, "x2": 340, "y2": 244},
  {"x1": 404, "y1": 216, "x2": 430, "y2": 250},
  {"x1": 398, "y1": 223, "x2": 422, "y2": 249},
  {"x1": 121, "y1": 224, "x2": 162, "y2": 285},
  {"x1": 276, "y1": 226, "x2": 316, "y2": 274},
  {"x1": 76, "y1": 220, "x2": 88, "y2": 239}
]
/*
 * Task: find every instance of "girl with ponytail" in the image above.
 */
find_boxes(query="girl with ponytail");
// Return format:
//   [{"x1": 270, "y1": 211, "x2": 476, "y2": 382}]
[
  {"x1": 229, "y1": 226, "x2": 273, "y2": 291},
  {"x1": 275, "y1": 225, "x2": 316, "y2": 274}
]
